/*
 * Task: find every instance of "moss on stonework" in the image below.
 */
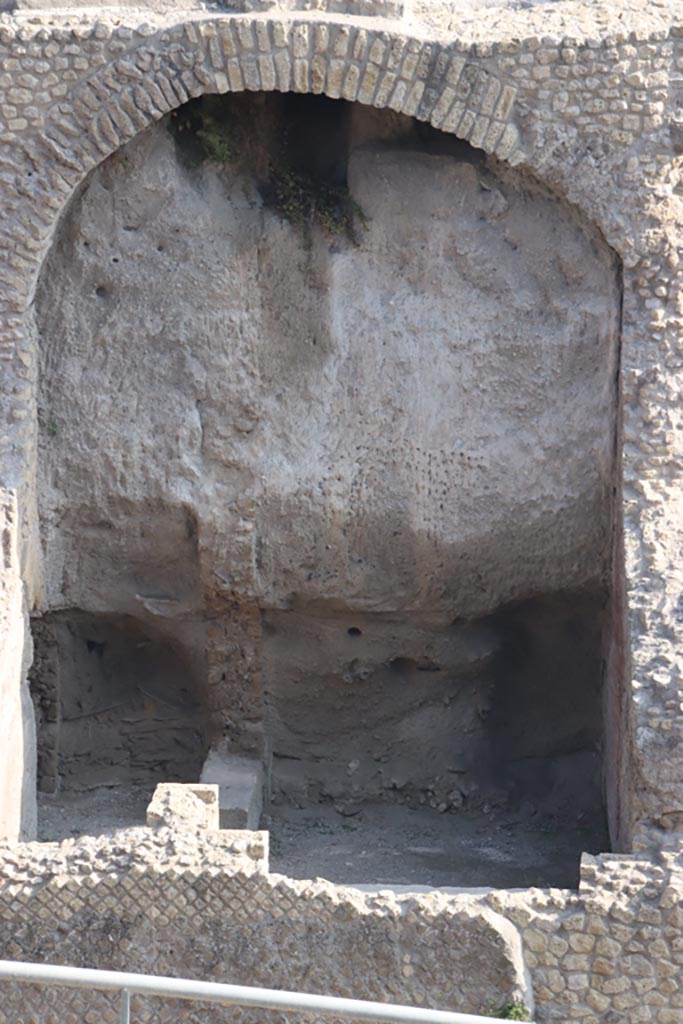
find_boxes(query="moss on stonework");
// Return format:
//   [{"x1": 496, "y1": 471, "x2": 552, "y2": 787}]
[
  {"x1": 170, "y1": 96, "x2": 244, "y2": 167},
  {"x1": 481, "y1": 1000, "x2": 531, "y2": 1021},
  {"x1": 169, "y1": 94, "x2": 365, "y2": 243},
  {"x1": 263, "y1": 161, "x2": 366, "y2": 242}
]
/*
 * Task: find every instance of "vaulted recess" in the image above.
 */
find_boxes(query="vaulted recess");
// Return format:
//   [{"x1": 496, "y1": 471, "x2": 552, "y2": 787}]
[{"x1": 31, "y1": 92, "x2": 624, "y2": 887}]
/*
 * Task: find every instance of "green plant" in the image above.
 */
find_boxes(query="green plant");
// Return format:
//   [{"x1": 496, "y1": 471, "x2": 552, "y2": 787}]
[
  {"x1": 266, "y1": 164, "x2": 360, "y2": 240},
  {"x1": 499, "y1": 1002, "x2": 531, "y2": 1021},
  {"x1": 169, "y1": 97, "x2": 243, "y2": 167},
  {"x1": 38, "y1": 415, "x2": 59, "y2": 437},
  {"x1": 196, "y1": 109, "x2": 238, "y2": 164},
  {"x1": 482, "y1": 1001, "x2": 531, "y2": 1021},
  {"x1": 266, "y1": 161, "x2": 365, "y2": 243},
  {"x1": 169, "y1": 95, "x2": 366, "y2": 243}
]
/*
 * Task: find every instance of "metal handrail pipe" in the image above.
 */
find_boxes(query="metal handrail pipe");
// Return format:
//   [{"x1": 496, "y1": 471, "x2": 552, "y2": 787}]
[{"x1": 0, "y1": 959, "x2": 527, "y2": 1024}]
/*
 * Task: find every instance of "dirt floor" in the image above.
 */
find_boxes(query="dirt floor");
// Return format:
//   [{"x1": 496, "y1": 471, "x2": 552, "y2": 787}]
[
  {"x1": 37, "y1": 784, "x2": 152, "y2": 842},
  {"x1": 265, "y1": 802, "x2": 608, "y2": 890},
  {"x1": 37, "y1": 787, "x2": 607, "y2": 889}
]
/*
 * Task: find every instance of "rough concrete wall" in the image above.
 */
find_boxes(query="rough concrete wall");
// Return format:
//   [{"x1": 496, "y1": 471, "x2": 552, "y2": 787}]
[{"x1": 1, "y1": 825, "x2": 682, "y2": 1023}]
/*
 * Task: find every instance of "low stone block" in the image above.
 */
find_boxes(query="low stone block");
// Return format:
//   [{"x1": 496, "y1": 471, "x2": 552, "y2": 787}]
[{"x1": 200, "y1": 749, "x2": 263, "y2": 830}]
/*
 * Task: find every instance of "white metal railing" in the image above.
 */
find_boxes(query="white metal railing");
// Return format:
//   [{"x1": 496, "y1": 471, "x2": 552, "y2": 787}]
[{"x1": 0, "y1": 959, "x2": 530, "y2": 1024}]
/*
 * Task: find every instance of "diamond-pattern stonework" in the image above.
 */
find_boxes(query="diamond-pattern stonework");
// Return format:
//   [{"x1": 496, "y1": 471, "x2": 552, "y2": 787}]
[
  {"x1": 1, "y1": 830, "x2": 683, "y2": 1021},
  {"x1": 0, "y1": 829, "x2": 529, "y2": 1022}
]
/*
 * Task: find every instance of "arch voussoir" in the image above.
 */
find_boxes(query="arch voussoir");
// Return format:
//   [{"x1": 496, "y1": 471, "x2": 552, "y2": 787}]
[{"x1": 28, "y1": 13, "x2": 526, "y2": 210}]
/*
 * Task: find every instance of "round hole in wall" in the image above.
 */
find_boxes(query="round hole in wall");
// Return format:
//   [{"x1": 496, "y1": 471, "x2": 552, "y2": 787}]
[
  {"x1": 95, "y1": 285, "x2": 107, "y2": 298},
  {"x1": 348, "y1": 627, "x2": 362, "y2": 637}
]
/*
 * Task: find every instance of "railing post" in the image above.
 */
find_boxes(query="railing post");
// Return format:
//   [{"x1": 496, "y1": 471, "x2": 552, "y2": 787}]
[{"x1": 120, "y1": 988, "x2": 131, "y2": 1024}]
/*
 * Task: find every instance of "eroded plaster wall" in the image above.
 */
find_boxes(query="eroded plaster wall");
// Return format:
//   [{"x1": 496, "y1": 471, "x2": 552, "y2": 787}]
[
  {"x1": 0, "y1": 493, "x2": 36, "y2": 840},
  {"x1": 0, "y1": 1, "x2": 672, "y2": 849}
]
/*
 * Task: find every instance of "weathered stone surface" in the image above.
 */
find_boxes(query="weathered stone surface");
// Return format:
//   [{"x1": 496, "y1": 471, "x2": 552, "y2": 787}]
[
  {"x1": 0, "y1": 2, "x2": 683, "y2": 1020},
  {"x1": 146, "y1": 781, "x2": 220, "y2": 829},
  {"x1": 8, "y1": 2, "x2": 671, "y2": 858},
  {"x1": 0, "y1": 828, "x2": 529, "y2": 1021},
  {"x1": 31, "y1": 110, "x2": 619, "y2": 825},
  {"x1": 0, "y1": 491, "x2": 36, "y2": 841},
  {"x1": 0, "y1": 832, "x2": 682, "y2": 1023},
  {"x1": 30, "y1": 609, "x2": 209, "y2": 791}
]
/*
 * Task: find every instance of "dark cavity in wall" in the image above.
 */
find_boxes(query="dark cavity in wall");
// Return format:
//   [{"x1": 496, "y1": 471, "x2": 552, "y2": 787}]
[
  {"x1": 171, "y1": 93, "x2": 366, "y2": 242},
  {"x1": 264, "y1": 586, "x2": 607, "y2": 824},
  {"x1": 481, "y1": 587, "x2": 605, "y2": 821},
  {"x1": 263, "y1": 588, "x2": 612, "y2": 889},
  {"x1": 169, "y1": 92, "x2": 483, "y2": 244},
  {"x1": 30, "y1": 612, "x2": 208, "y2": 793}
]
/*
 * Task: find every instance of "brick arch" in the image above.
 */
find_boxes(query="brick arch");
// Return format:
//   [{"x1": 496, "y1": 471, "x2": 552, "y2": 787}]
[
  {"x1": 38, "y1": 15, "x2": 525, "y2": 194},
  {"x1": 0, "y1": 14, "x2": 531, "y2": 474}
]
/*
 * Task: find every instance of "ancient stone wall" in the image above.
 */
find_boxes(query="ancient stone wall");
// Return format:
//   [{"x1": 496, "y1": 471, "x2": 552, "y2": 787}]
[
  {"x1": 0, "y1": 492, "x2": 35, "y2": 840},
  {"x1": 29, "y1": 97, "x2": 619, "y2": 826},
  {"x1": 1, "y1": 824, "x2": 683, "y2": 1023}
]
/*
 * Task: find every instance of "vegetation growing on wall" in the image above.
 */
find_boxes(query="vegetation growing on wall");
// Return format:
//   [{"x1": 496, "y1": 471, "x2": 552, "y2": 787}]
[
  {"x1": 171, "y1": 95, "x2": 243, "y2": 166},
  {"x1": 499, "y1": 1003, "x2": 531, "y2": 1021},
  {"x1": 170, "y1": 93, "x2": 365, "y2": 243},
  {"x1": 264, "y1": 161, "x2": 366, "y2": 239},
  {"x1": 483, "y1": 999, "x2": 532, "y2": 1015}
]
